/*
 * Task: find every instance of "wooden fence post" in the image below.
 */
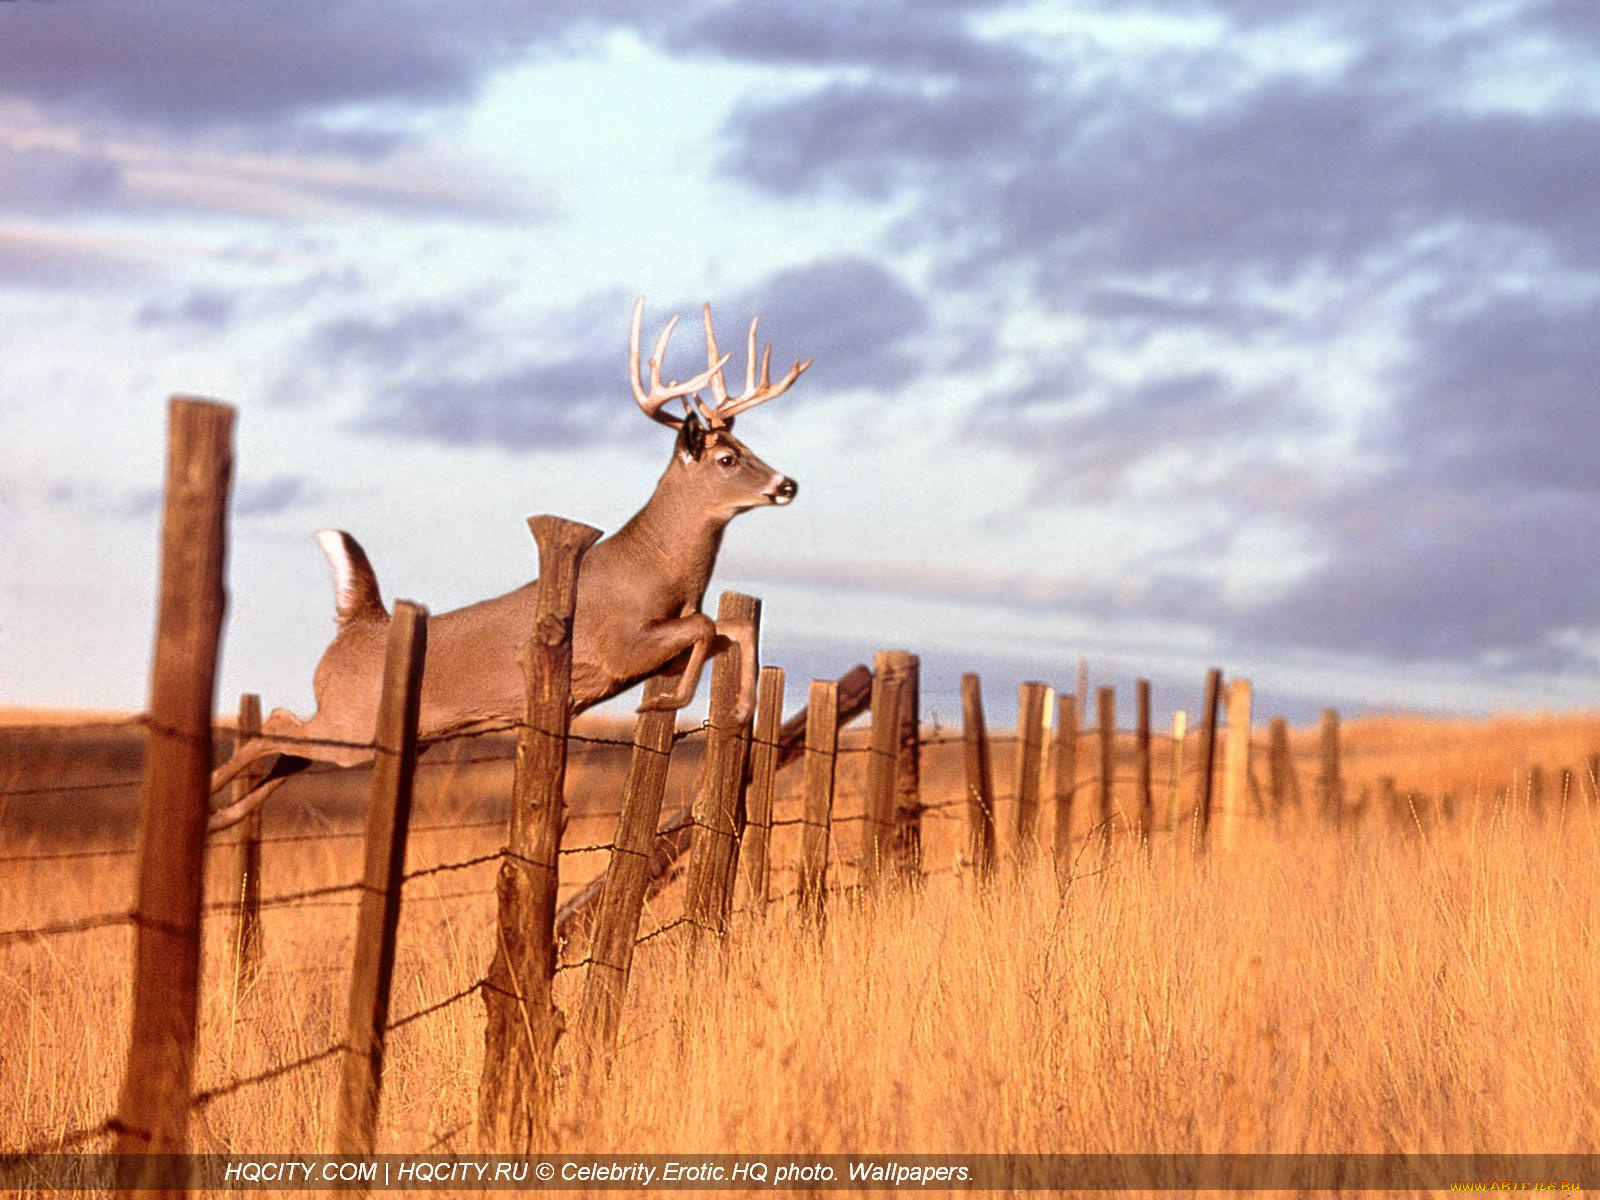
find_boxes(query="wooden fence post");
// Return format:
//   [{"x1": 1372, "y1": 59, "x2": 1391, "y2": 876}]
[
  {"x1": 1220, "y1": 678, "x2": 1253, "y2": 851},
  {"x1": 1192, "y1": 668, "x2": 1223, "y2": 856},
  {"x1": 230, "y1": 693, "x2": 265, "y2": 994},
  {"x1": 574, "y1": 672, "x2": 681, "y2": 1066},
  {"x1": 799, "y1": 680, "x2": 840, "y2": 924},
  {"x1": 115, "y1": 398, "x2": 233, "y2": 1191},
  {"x1": 336, "y1": 601, "x2": 428, "y2": 1158},
  {"x1": 737, "y1": 666, "x2": 785, "y2": 914},
  {"x1": 1096, "y1": 686, "x2": 1116, "y2": 853},
  {"x1": 1268, "y1": 717, "x2": 1297, "y2": 825},
  {"x1": 1014, "y1": 681, "x2": 1049, "y2": 860},
  {"x1": 1136, "y1": 680, "x2": 1153, "y2": 850},
  {"x1": 1317, "y1": 709, "x2": 1344, "y2": 828},
  {"x1": 684, "y1": 592, "x2": 761, "y2": 938},
  {"x1": 892, "y1": 653, "x2": 922, "y2": 881},
  {"x1": 1168, "y1": 710, "x2": 1187, "y2": 864},
  {"x1": 1052, "y1": 693, "x2": 1077, "y2": 879},
  {"x1": 960, "y1": 674, "x2": 997, "y2": 880},
  {"x1": 552, "y1": 663, "x2": 874, "y2": 943},
  {"x1": 477, "y1": 516, "x2": 600, "y2": 1153},
  {"x1": 863, "y1": 650, "x2": 909, "y2": 888}
]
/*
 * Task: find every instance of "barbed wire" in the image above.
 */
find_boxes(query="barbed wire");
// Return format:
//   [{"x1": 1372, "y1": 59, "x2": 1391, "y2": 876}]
[{"x1": 191, "y1": 1042, "x2": 345, "y2": 1109}]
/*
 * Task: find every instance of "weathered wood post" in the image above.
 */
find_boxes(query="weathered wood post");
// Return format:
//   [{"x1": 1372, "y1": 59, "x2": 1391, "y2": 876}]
[
  {"x1": 1013, "y1": 681, "x2": 1049, "y2": 860},
  {"x1": 1192, "y1": 668, "x2": 1223, "y2": 856},
  {"x1": 960, "y1": 674, "x2": 997, "y2": 880},
  {"x1": 574, "y1": 671, "x2": 681, "y2": 1066},
  {"x1": 1135, "y1": 680, "x2": 1153, "y2": 850},
  {"x1": 1052, "y1": 693, "x2": 1078, "y2": 879},
  {"x1": 1268, "y1": 717, "x2": 1296, "y2": 826},
  {"x1": 1095, "y1": 686, "x2": 1116, "y2": 854},
  {"x1": 1317, "y1": 709, "x2": 1344, "y2": 828},
  {"x1": 230, "y1": 692, "x2": 265, "y2": 994},
  {"x1": 478, "y1": 516, "x2": 600, "y2": 1153},
  {"x1": 1220, "y1": 677, "x2": 1253, "y2": 851},
  {"x1": 336, "y1": 601, "x2": 428, "y2": 1159},
  {"x1": 685, "y1": 592, "x2": 761, "y2": 937},
  {"x1": 799, "y1": 679, "x2": 840, "y2": 924},
  {"x1": 863, "y1": 650, "x2": 909, "y2": 888},
  {"x1": 737, "y1": 666, "x2": 785, "y2": 914},
  {"x1": 1168, "y1": 710, "x2": 1187, "y2": 863},
  {"x1": 891, "y1": 653, "x2": 923, "y2": 881},
  {"x1": 552, "y1": 664, "x2": 874, "y2": 942},
  {"x1": 114, "y1": 398, "x2": 233, "y2": 1193}
]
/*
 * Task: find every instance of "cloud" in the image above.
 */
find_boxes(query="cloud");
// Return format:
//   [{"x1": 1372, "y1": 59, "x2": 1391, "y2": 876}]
[
  {"x1": 0, "y1": 227, "x2": 151, "y2": 288},
  {"x1": 0, "y1": 2, "x2": 616, "y2": 145},
  {"x1": 43, "y1": 473, "x2": 323, "y2": 521},
  {"x1": 317, "y1": 255, "x2": 927, "y2": 450},
  {"x1": 0, "y1": 143, "x2": 122, "y2": 213},
  {"x1": 135, "y1": 287, "x2": 238, "y2": 330},
  {"x1": 1393, "y1": 293, "x2": 1600, "y2": 494}
]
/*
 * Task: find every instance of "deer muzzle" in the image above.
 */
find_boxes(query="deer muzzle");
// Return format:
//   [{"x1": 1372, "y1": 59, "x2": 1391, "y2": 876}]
[{"x1": 767, "y1": 476, "x2": 798, "y2": 506}]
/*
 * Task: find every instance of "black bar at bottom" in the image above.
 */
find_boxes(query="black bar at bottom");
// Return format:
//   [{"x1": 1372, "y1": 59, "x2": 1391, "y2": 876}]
[{"x1": 0, "y1": 1154, "x2": 1592, "y2": 1191}]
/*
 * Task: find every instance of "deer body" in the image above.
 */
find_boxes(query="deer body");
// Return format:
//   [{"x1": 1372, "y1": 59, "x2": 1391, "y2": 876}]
[{"x1": 208, "y1": 299, "x2": 808, "y2": 830}]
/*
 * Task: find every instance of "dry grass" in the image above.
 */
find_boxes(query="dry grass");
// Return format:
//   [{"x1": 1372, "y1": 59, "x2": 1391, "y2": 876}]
[{"x1": 3, "y1": 711, "x2": 1599, "y2": 1189}]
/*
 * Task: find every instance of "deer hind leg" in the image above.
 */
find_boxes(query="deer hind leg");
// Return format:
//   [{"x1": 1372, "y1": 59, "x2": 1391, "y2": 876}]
[
  {"x1": 207, "y1": 757, "x2": 309, "y2": 832},
  {"x1": 206, "y1": 706, "x2": 372, "y2": 830}
]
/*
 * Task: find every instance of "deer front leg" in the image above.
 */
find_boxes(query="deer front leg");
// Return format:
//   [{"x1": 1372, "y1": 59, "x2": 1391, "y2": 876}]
[
  {"x1": 633, "y1": 612, "x2": 719, "y2": 712},
  {"x1": 717, "y1": 614, "x2": 760, "y2": 726}
]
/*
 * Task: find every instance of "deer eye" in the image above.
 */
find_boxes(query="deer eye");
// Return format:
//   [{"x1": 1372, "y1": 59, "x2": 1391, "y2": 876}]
[{"x1": 716, "y1": 452, "x2": 736, "y2": 468}]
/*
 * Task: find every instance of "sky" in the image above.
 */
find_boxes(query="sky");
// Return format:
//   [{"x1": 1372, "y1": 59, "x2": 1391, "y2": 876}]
[{"x1": 1, "y1": 0, "x2": 1597, "y2": 728}]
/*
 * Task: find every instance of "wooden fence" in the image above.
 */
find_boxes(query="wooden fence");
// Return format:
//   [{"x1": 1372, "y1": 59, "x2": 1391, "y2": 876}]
[{"x1": 3, "y1": 397, "x2": 1597, "y2": 1181}]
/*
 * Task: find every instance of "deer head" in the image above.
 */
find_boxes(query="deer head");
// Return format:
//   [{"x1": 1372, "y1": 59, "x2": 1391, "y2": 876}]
[{"x1": 630, "y1": 297, "x2": 809, "y2": 518}]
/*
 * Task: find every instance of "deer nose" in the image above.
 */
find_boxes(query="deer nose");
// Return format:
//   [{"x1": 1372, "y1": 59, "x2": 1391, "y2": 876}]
[{"x1": 771, "y1": 477, "x2": 797, "y2": 505}]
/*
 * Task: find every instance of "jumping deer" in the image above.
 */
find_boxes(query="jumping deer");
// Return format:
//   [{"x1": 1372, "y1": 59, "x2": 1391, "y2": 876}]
[{"x1": 207, "y1": 298, "x2": 810, "y2": 831}]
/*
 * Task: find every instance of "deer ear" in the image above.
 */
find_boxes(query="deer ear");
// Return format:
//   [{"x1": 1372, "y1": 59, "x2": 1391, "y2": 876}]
[{"x1": 677, "y1": 413, "x2": 706, "y2": 462}]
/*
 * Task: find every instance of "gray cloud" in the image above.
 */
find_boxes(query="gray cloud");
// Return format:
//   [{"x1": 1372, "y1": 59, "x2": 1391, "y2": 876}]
[
  {"x1": 325, "y1": 255, "x2": 927, "y2": 450},
  {"x1": 136, "y1": 288, "x2": 239, "y2": 330},
  {"x1": 0, "y1": 228, "x2": 150, "y2": 289},
  {"x1": 46, "y1": 472, "x2": 322, "y2": 520},
  {"x1": 0, "y1": 144, "x2": 123, "y2": 213},
  {"x1": 0, "y1": 2, "x2": 634, "y2": 146}
]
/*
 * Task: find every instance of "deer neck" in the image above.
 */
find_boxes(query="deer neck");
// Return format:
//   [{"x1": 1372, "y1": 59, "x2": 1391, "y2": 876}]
[{"x1": 611, "y1": 476, "x2": 729, "y2": 605}]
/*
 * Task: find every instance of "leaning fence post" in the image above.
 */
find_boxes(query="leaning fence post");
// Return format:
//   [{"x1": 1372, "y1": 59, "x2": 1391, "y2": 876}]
[
  {"x1": 799, "y1": 679, "x2": 840, "y2": 925},
  {"x1": 1052, "y1": 693, "x2": 1077, "y2": 879},
  {"x1": 477, "y1": 516, "x2": 600, "y2": 1153},
  {"x1": 1135, "y1": 680, "x2": 1153, "y2": 850},
  {"x1": 574, "y1": 671, "x2": 681, "y2": 1067},
  {"x1": 1318, "y1": 709, "x2": 1344, "y2": 829},
  {"x1": 230, "y1": 692, "x2": 265, "y2": 995},
  {"x1": 863, "y1": 650, "x2": 909, "y2": 888},
  {"x1": 960, "y1": 674, "x2": 997, "y2": 879},
  {"x1": 1013, "y1": 681, "x2": 1049, "y2": 860},
  {"x1": 1220, "y1": 677, "x2": 1253, "y2": 852},
  {"x1": 336, "y1": 601, "x2": 428, "y2": 1158},
  {"x1": 737, "y1": 666, "x2": 785, "y2": 914},
  {"x1": 1192, "y1": 668, "x2": 1223, "y2": 856},
  {"x1": 685, "y1": 592, "x2": 761, "y2": 937},
  {"x1": 892, "y1": 653, "x2": 922, "y2": 881},
  {"x1": 1096, "y1": 686, "x2": 1116, "y2": 854},
  {"x1": 115, "y1": 398, "x2": 233, "y2": 1188}
]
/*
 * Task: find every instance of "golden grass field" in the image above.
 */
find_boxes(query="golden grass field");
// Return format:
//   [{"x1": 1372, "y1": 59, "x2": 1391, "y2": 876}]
[{"x1": 3, "y1": 704, "x2": 1599, "y2": 1190}]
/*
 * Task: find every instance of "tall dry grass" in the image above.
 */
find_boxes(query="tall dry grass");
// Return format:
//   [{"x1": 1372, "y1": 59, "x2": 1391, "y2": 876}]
[{"x1": 5, "y1": 794, "x2": 1598, "y2": 1174}]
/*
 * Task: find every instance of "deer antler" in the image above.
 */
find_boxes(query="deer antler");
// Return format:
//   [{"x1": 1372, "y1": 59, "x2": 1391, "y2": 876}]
[
  {"x1": 631, "y1": 296, "x2": 730, "y2": 429},
  {"x1": 696, "y1": 304, "x2": 812, "y2": 429}
]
